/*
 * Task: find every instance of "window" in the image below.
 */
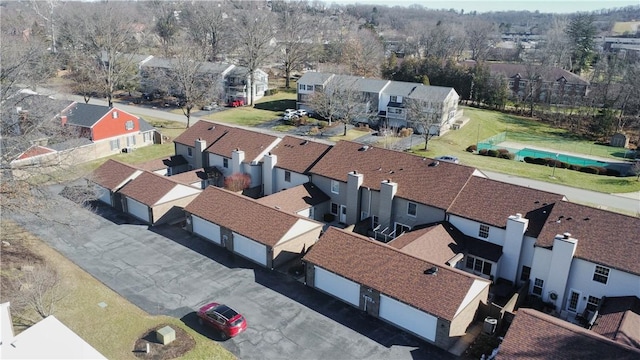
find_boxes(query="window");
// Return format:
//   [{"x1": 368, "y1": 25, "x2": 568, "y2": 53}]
[
  {"x1": 479, "y1": 224, "x2": 490, "y2": 238},
  {"x1": 299, "y1": 84, "x2": 304, "y2": 90},
  {"x1": 407, "y1": 202, "x2": 417, "y2": 217},
  {"x1": 306, "y1": 85, "x2": 314, "y2": 91},
  {"x1": 125, "y1": 120, "x2": 134, "y2": 130},
  {"x1": 533, "y1": 278, "x2": 544, "y2": 295},
  {"x1": 223, "y1": 158, "x2": 229, "y2": 168},
  {"x1": 110, "y1": 139, "x2": 120, "y2": 151},
  {"x1": 394, "y1": 223, "x2": 410, "y2": 236},
  {"x1": 372, "y1": 215, "x2": 379, "y2": 229},
  {"x1": 593, "y1": 265, "x2": 609, "y2": 284},
  {"x1": 330, "y1": 203, "x2": 338, "y2": 215},
  {"x1": 187, "y1": 148, "x2": 193, "y2": 157},
  {"x1": 143, "y1": 132, "x2": 152, "y2": 142},
  {"x1": 284, "y1": 171, "x2": 291, "y2": 183},
  {"x1": 520, "y1": 266, "x2": 531, "y2": 282},
  {"x1": 586, "y1": 296, "x2": 601, "y2": 311},
  {"x1": 331, "y1": 180, "x2": 339, "y2": 194},
  {"x1": 126, "y1": 135, "x2": 136, "y2": 147},
  {"x1": 390, "y1": 95, "x2": 398, "y2": 102},
  {"x1": 466, "y1": 255, "x2": 492, "y2": 276}
]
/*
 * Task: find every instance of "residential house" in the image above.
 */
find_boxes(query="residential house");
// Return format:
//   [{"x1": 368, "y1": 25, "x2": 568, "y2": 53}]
[
  {"x1": 172, "y1": 121, "x2": 281, "y2": 189},
  {"x1": 184, "y1": 186, "x2": 324, "y2": 268},
  {"x1": 1, "y1": 302, "x2": 106, "y2": 359},
  {"x1": 256, "y1": 182, "x2": 330, "y2": 221},
  {"x1": 261, "y1": 135, "x2": 332, "y2": 196},
  {"x1": 446, "y1": 176, "x2": 567, "y2": 283},
  {"x1": 497, "y1": 308, "x2": 640, "y2": 359},
  {"x1": 61, "y1": 103, "x2": 156, "y2": 154},
  {"x1": 118, "y1": 171, "x2": 201, "y2": 225},
  {"x1": 302, "y1": 227, "x2": 491, "y2": 351},
  {"x1": 308, "y1": 140, "x2": 481, "y2": 237},
  {"x1": 138, "y1": 55, "x2": 269, "y2": 106},
  {"x1": 90, "y1": 159, "x2": 143, "y2": 211},
  {"x1": 296, "y1": 72, "x2": 460, "y2": 134}
]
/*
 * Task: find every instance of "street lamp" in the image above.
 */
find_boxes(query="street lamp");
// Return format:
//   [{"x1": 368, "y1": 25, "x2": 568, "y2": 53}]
[{"x1": 551, "y1": 153, "x2": 559, "y2": 178}]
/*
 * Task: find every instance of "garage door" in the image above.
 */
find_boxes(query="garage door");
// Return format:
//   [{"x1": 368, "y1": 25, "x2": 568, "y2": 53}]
[
  {"x1": 126, "y1": 197, "x2": 150, "y2": 223},
  {"x1": 314, "y1": 267, "x2": 360, "y2": 306},
  {"x1": 379, "y1": 294, "x2": 437, "y2": 341},
  {"x1": 97, "y1": 186, "x2": 111, "y2": 205},
  {"x1": 192, "y1": 216, "x2": 221, "y2": 245},
  {"x1": 234, "y1": 234, "x2": 267, "y2": 266}
]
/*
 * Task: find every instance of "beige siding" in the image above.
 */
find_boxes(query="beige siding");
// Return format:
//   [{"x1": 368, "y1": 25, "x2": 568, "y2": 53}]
[
  {"x1": 151, "y1": 194, "x2": 199, "y2": 225},
  {"x1": 272, "y1": 227, "x2": 321, "y2": 267}
]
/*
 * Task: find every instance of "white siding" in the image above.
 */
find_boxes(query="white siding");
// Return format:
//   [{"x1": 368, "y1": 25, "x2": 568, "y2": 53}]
[
  {"x1": 274, "y1": 169, "x2": 309, "y2": 192},
  {"x1": 448, "y1": 215, "x2": 506, "y2": 246},
  {"x1": 379, "y1": 294, "x2": 437, "y2": 341},
  {"x1": 314, "y1": 267, "x2": 360, "y2": 306},
  {"x1": 126, "y1": 197, "x2": 149, "y2": 222},
  {"x1": 97, "y1": 186, "x2": 111, "y2": 205},
  {"x1": 192, "y1": 216, "x2": 221, "y2": 245},
  {"x1": 278, "y1": 219, "x2": 320, "y2": 245},
  {"x1": 155, "y1": 185, "x2": 201, "y2": 205},
  {"x1": 234, "y1": 234, "x2": 267, "y2": 266}
]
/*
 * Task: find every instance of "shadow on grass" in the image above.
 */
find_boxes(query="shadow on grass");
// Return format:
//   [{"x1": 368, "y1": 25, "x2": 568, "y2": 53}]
[{"x1": 254, "y1": 99, "x2": 296, "y2": 112}]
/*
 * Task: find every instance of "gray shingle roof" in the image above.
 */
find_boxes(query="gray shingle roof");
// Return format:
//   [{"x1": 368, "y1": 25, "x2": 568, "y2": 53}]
[
  {"x1": 63, "y1": 103, "x2": 111, "y2": 128},
  {"x1": 297, "y1": 72, "x2": 335, "y2": 85},
  {"x1": 303, "y1": 227, "x2": 487, "y2": 321}
]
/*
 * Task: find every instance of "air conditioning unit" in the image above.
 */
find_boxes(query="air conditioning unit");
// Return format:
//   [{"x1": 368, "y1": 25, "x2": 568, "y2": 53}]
[{"x1": 483, "y1": 317, "x2": 497, "y2": 335}]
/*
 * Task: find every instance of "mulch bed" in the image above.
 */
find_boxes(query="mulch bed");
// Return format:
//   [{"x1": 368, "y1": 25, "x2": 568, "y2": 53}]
[{"x1": 133, "y1": 324, "x2": 195, "y2": 360}]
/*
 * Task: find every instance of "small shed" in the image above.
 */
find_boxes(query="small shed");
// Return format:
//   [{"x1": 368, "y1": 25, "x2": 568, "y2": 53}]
[{"x1": 610, "y1": 133, "x2": 629, "y2": 148}]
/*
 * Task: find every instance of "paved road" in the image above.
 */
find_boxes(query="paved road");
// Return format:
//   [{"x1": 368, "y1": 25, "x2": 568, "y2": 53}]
[
  {"x1": 10, "y1": 189, "x2": 453, "y2": 360},
  {"x1": 39, "y1": 87, "x2": 639, "y2": 215}
]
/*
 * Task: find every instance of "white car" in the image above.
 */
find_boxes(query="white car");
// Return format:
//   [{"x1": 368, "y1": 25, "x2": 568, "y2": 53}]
[
  {"x1": 283, "y1": 109, "x2": 298, "y2": 121},
  {"x1": 434, "y1": 155, "x2": 460, "y2": 164},
  {"x1": 296, "y1": 109, "x2": 308, "y2": 117}
]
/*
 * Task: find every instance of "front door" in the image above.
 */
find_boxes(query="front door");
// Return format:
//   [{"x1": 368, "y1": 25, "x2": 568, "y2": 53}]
[
  {"x1": 567, "y1": 290, "x2": 580, "y2": 312},
  {"x1": 339, "y1": 205, "x2": 347, "y2": 223}
]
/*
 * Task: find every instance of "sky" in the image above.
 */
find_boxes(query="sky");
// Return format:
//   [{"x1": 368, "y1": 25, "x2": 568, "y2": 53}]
[{"x1": 328, "y1": 0, "x2": 640, "y2": 14}]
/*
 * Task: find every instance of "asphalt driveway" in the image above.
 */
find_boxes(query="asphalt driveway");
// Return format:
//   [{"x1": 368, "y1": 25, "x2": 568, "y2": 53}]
[{"x1": 9, "y1": 188, "x2": 454, "y2": 360}]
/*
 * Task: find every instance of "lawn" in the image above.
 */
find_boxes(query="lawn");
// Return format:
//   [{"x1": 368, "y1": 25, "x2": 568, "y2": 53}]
[
  {"x1": 1, "y1": 221, "x2": 235, "y2": 360},
  {"x1": 407, "y1": 107, "x2": 640, "y2": 195},
  {"x1": 202, "y1": 90, "x2": 297, "y2": 126}
]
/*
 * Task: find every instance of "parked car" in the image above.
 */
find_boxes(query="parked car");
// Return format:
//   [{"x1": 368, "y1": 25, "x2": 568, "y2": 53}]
[
  {"x1": 197, "y1": 302, "x2": 247, "y2": 339},
  {"x1": 283, "y1": 109, "x2": 298, "y2": 121},
  {"x1": 434, "y1": 155, "x2": 460, "y2": 164},
  {"x1": 202, "y1": 103, "x2": 217, "y2": 111},
  {"x1": 296, "y1": 109, "x2": 308, "y2": 117}
]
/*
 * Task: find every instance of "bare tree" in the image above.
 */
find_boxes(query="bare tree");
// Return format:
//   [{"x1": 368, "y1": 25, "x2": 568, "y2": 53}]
[
  {"x1": 58, "y1": 2, "x2": 139, "y2": 107},
  {"x1": 149, "y1": 0, "x2": 180, "y2": 57},
  {"x1": 341, "y1": 28, "x2": 384, "y2": 77},
  {"x1": 405, "y1": 98, "x2": 441, "y2": 150},
  {"x1": 29, "y1": 0, "x2": 63, "y2": 53},
  {"x1": 466, "y1": 19, "x2": 496, "y2": 62},
  {"x1": 10, "y1": 264, "x2": 66, "y2": 322},
  {"x1": 277, "y1": 2, "x2": 317, "y2": 89},
  {"x1": 182, "y1": 2, "x2": 229, "y2": 62},
  {"x1": 230, "y1": 10, "x2": 277, "y2": 106},
  {"x1": 542, "y1": 17, "x2": 572, "y2": 69}
]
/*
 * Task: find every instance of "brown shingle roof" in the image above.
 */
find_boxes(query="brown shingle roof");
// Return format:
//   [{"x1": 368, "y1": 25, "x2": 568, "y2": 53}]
[
  {"x1": 497, "y1": 308, "x2": 640, "y2": 359},
  {"x1": 256, "y1": 183, "x2": 330, "y2": 214},
  {"x1": 135, "y1": 155, "x2": 187, "y2": 172},
  {"x1": 536, "y1": 201, "x2": 640, "y2": 276},
  {"x1": 90, "y1": 159, "x2": 141, "y2": 190},
  {"x1": 303, "y1": 227, "x2": 487, "y2": 321},
  {"x1": 172, "y1": 120, "x2": 231, "y2": 148},
  {"x1": 592, "y1": 296, "x2": 640, "y2": 349},
  {"x1": 448, "y1": 177, "x2": 565, "y2": 234},
  {"x1": 309, "y1": 141, "x2": 476, "y2": 210},
  {"x1": 185, "y1": 186, "x2": 321, "y2": 247},
  {"x1": 388, "y1": 224, "x2": 462, "y2": 264},
  {"x1": 169, "y1": 169, "x2": 208, "y2": 185},
  {"x1": 118, "y1": 171, "x2": 183, "y2": 206},
  {"x1": 266, "y1": 136, "x2": 332, "y2": 174},
  {"x1": 480, "y1": 62, "x2": 590, "y2": 85}
]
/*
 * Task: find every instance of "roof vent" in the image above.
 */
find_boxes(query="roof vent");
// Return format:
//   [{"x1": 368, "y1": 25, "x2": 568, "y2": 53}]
[
  {"x1": 428, "y1": 161, "x2": 439, "y2": 167},
  {"x1": 424, "y1": 266, "x2": 438, "y2": 275},
  {"x1": 563, "y1": 232, "x2": 572, "y2": 239},
  {"x1": 208, "y1": 126, "x2": 215, "y2": 130},
  {"x1": 359, "y1": 145, "x2": 370, "y2": 152},
  {"x1": 301, "y1": 140, "x2": 308, "y2": 145},
  {"x1": 583, "y1": 217, "x2": 590, "y2": 221}
]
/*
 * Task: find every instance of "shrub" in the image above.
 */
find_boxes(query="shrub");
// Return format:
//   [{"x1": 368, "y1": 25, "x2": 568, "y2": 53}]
[
  {"x1": 497, "y1": 148, "x2": 510, "y2": 154},
  {"x1": 499, "y1": 152, "x2": 515, "y2": 160},
  {"x1": 569, "y1": 164, "x2": 582, "y2": 171},
  {"x1": 532, "y1": 157, "x2": 547, "y2": 165},
  {"x1": 523, "y1": 156, "x2": 534, "y2": 163},
  {"x1": 399, "y1": 128, "x2": 413, "y2": 137},
  {"x1": 316, "y1": 121, "x2": 328, "y2": 129},
  {"x1": 606, "y1": 168, "x2": 620, "y2": 177},
  {"x1": 487, "y1": 149, "x2": 499, "y2": 157},
  {"x1": 265, "y1": 88, "x2": 279, "y2": 96},
  {"x1": 308, "y1": 126, "x2": 320, "y2": 135},
  {"x1": 466, "y1": 144, "x2": 477, "y2": 153},
  {"x1": 580, "y1": 166, "x2": 600, "y2": 174},
  {"x1": 479, "y1": 149, "x2": 488, "y2": 156},
  {"x1": 323, "y1": 213, "x2": 335, "y2": 222}
]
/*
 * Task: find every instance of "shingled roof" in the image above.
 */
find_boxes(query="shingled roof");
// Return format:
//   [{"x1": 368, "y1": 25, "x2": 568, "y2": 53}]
[
  {"x1": 303, "y1": 227, "x2": 488, "y2": 321},
  {"x1": 265, "y1": 136, "x2": 332, "y2": 174},
  {"x1": 90, "y1": 159, "x2": 141, "y2": 191},
  {"x1": 63, "y1": 103, "x2": 114, "y2": 128},
  {"x1": 309, "y1": 140, "x2": 476, "y2": 210},
  {"x1": 448, "y1": 176, "x2": 565, "y2": 235},
  {"x1": 536, "y1": 201, "x2": 640, "y2": 276},
  {"x1": 388, "y1": 223, "x2": 462, "y2": 265},
  {"x1": 173, "y1": 120, "x2": 279, "y2": 163},
  {"x1": 592, "y1": 296, "x2": 640, "y2": 349},
  {"x1": 497, "y1": 308, "x2": 640, "y2": 359},
  {"x1": 185, "y1": 186, "x2": 321, "y2": 247},
  {"x1": 118, "y1": 171, "x2": 197, "y2": 206},
  {"x1": 256, "y1": 182, "x2": 330, "y2": 214}
]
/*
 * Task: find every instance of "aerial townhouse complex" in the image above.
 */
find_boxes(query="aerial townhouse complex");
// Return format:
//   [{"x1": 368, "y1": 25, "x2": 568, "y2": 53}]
[{"x1": 90, "y1": 119, "x2": 640, "y2": 356}]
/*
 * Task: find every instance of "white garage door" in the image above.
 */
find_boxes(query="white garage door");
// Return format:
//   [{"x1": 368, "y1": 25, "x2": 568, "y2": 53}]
[
  {"x1": 126, "y1": 197, "x2": 150, "y2": 222},
  {"x1": 234, "y1": 234, "x2": 267, "y2": 266},
  {"x1": 192, "y1": 216, "x2": 221, "y2": 245},
  {"x1": 314, "y1": 267, "x2": 360, "y2": 306},
  {"x1": 379, "y1": 294, "x2": 437, "y2": 341},
  {"x1": 97, "y1": 186, "x2": 111, "y2": 205}
]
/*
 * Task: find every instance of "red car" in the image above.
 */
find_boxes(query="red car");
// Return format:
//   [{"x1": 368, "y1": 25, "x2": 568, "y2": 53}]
[{"x1": 197, "y1": 302, "x2": 247, "y2": 339}]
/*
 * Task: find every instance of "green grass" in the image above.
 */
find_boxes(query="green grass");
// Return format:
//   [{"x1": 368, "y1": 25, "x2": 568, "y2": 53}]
[
  {"x1": 4, "y1": 221, "x2": 234, "y2": 360},
  {"x1": 406, "y1": 107, "x2": 640, "y2": 195},
  {"x1": 203, "y1": 91, "x2": 298, "y2": 126}
]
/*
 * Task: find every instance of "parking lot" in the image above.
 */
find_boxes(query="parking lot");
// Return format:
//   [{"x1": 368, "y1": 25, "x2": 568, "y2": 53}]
[{"x1": 9, "y1": 187, "x2": 455, "y2": 360}]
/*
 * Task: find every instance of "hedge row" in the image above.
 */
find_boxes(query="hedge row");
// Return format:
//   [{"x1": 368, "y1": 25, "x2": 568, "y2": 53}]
[
  {"x1": 523, "y1": 157, "x2": 620, "y2": 176},
  {"x1": 477, "y1": 148, "x2": 515, "y2": 160}
]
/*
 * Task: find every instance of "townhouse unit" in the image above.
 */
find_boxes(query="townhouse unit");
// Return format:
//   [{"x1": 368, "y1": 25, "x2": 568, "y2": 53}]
[
  {"x1": 497, "y1": 308, "x2": 640, "y2": 359},
  {"x1": 296, "y1": 72, "x2": 460, "y2": 134},
  {"x1": 138, "y1": 55, "x2": 269, "y2": 106},
  {"x1": 90, "y1": 159, "x2": 144, "y2": 211}
]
